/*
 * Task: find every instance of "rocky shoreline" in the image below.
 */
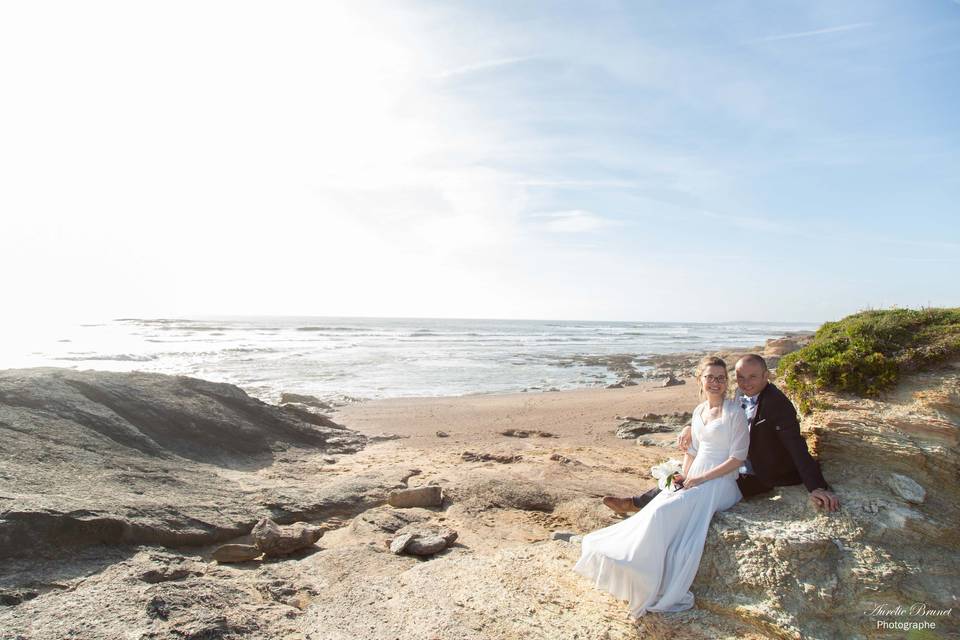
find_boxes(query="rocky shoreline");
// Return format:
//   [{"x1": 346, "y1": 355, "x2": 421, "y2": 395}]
[{"x1": 1, "y1": 338, "x2": 957, "y2": 639}]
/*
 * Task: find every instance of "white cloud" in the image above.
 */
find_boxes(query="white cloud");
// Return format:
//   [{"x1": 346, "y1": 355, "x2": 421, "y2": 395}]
[
  {"x1": 752, "y1": 22, "x2": 873, "y2": 43},
  {"x1": 434, "y1": 56, "x2": 536, "y2": 79},
  {"x1": 532, "y1": 210, "x2": 617, "y2": 234}
]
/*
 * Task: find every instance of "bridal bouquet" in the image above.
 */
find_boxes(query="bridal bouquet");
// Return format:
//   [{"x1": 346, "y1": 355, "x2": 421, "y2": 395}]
[{"x1": 650, "y1": 459, "x2": 684, "y2": 492}]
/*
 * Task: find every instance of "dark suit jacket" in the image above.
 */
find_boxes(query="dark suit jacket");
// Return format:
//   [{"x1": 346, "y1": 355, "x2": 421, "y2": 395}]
[{"x1": 746, "y1": 383, "x2": 829, "y2": 492}]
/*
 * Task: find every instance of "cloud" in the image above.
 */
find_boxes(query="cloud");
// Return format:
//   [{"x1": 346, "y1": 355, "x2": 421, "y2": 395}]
[
  {"x1": 698, "y1": 209, "x2": 803, "y2": 235},
  {"x1": 531, "y1": 210, "x2": 617, "y2": 233},
  {"x1": 751, "y1": 22, "x2": 873, "y2": 43},
  {"x1": 514, "y1": 178, "x2": 640, "y2": 189},
  {"x1": 434, "y1": 56, "x2": 536, "y2": 79}
]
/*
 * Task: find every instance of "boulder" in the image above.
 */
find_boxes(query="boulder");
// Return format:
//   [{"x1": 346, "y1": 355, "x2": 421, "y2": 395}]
[
  {"x1": 212, "y1": 544, "x2": 262, "y2": 563},
  {"x1": 615, "y1": 421, "x2": 676, "y2": 438},
  {"x1": 763, "y1": 336, "x2": 802, "y2": 357},
  {"x1": 279, "y1": 393, "x2": 333, "y2": 410},
  {"x1": 388, "y1": 486, "x2": 443, "y2": 508},
  {"x1": 389, "y1": 528, "x2": 458, "y2": 556},
  {"x1": 251, "y1": 518, "x2": 324, "y2": 557},
  {"x1": 661, "y1": 374, "x2": 685, "y2": 387}
]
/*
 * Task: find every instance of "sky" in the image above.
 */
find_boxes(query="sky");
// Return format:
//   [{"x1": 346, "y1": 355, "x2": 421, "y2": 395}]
[{"x1": 1, "y1": 0, "x2": 958, "y2": 325}]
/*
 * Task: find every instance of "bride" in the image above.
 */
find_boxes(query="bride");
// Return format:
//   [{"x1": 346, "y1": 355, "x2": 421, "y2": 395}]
[{"x1": 573, "y1": 356, "x2": 749, "y2": 618}]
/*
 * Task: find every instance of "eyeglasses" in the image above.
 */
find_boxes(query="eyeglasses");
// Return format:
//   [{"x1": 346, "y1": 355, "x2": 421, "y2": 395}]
[{"x1": 703, "y1": 375, "x2": 727, "y2": 383}]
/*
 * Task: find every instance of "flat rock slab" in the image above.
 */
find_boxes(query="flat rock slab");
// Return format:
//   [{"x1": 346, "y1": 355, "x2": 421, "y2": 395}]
[
  {"x1": 389, "y1": 527, "x2": 458, "y2": 556},
  {"x1": 388, "y1": 486, "x2": 443, "y2": 508},
  {"x1": 212, "y1": 544, "x2": 262, "y2": 563}
]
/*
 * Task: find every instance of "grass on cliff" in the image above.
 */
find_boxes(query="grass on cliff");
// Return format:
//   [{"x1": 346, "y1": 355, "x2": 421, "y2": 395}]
[{"x1": 777, "y1": 307, "x2": 960, "y2": 413}]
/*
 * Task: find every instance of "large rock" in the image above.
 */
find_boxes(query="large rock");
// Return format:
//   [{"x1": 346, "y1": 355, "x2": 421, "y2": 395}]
[
  {"x1": 212, "y1": 544, "x2": 261, "y2": 563},
  {"x1": 279, "y1": 392, "x2": 333, "y2": 410},
  {"x1": 389, "y1": 527, "x2": 459, "y2": 556},
  {"x1": 692, "y1": 365, "x2": 960, "y2": 639},
  {"x1": 0, "y1": 368, "x2": 368, "y2": 558},
  {"x1": 614, "y1": 421, "x2": 676, "y2": 438},
  {"x1": 251, "y1": 518, "x2": 323, "y2": 557},
  {"x1": 388, "y1": 486, "x2": 443, "y2": 508}
]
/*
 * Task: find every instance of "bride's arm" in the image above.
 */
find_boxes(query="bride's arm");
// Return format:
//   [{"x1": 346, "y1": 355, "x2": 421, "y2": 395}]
[
  {"x1": 682, "y1": 452, "x2": 695, "y2": 478},
  {"x1": 680, "y1": 408, "x2": 700, "y2": 480},
  {"x1": 684, "y1": 456, "x2": 743, "y2": 488}
]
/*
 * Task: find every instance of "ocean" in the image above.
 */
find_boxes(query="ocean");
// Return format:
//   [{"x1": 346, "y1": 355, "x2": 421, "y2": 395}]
[{"x1": 3, "y1": 316, "x2": 817, "y2": 404}]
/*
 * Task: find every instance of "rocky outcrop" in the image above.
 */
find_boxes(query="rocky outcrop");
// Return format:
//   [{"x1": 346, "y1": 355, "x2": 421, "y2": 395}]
[
  {"x1": 0, "y1": 368, "x2": 372, "y2": 558},
  {"x1": 692, "y1": 364, "x2": 960, "y2": 639}
]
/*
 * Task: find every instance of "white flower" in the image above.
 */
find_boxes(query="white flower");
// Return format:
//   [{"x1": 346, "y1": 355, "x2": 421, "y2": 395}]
[{"x1": 650, "y1": 458, "x2": 684, "y2": 493}]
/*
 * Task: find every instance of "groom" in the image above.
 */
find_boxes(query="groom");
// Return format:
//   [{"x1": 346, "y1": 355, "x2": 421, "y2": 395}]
[{"x1": 603, "y1": 354, "x2": 840, "y2": 513}]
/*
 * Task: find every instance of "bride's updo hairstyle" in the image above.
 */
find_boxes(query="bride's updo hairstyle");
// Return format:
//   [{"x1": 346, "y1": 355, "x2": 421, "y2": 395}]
[{"x1": 695, "y1": 356, "x2": 729, "y2": 399}]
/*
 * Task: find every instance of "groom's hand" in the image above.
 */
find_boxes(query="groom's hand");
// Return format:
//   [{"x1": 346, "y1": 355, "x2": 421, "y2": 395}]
[
  {"x1": 809, "y1": 488, "x2": 840, "y2": 512},
  {"x1": 676, "y1": 426, "x2": 692, "y2": 451}
]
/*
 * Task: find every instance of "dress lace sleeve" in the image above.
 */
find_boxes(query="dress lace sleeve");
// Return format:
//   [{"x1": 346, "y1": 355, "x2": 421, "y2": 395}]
[{"x1": 727, "y1": 399, "x2": 749, "y2": 461}]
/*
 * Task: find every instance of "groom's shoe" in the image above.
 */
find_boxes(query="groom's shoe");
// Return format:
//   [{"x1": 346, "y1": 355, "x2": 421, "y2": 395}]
[{"x1": 602, "y1": 496, "x2": 639, "y2": 514}]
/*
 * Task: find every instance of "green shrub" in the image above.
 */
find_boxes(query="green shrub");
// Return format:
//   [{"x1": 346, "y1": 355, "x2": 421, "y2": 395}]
[{"x1": 778, "y1": 307, "x2": 960, "y2": 413}]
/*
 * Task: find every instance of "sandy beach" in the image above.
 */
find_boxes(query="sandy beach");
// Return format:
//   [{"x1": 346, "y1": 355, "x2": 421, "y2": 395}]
[{"x1": 337, "y1": 376, "x2": 699, "y2": 447}]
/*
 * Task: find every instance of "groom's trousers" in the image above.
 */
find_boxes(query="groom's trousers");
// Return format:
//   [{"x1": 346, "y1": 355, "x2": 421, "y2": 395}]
[{"x1": 631, "y1": 474, "x2": 774, "y2": 509}]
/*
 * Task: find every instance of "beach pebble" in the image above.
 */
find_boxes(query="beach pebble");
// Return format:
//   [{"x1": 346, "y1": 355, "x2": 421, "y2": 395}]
[
  {"x1": 389, "y1": 485, "x2": 443, "y2": 508},
  {"x1": 886, "y1": 473, "x2": 926, "y2": 504},
  {"x1": 550, "y1": 531, "x2": 577, "y2": 542},
  {"x1": 436, "y1": 431, "x2": 449, "y2": 437}
]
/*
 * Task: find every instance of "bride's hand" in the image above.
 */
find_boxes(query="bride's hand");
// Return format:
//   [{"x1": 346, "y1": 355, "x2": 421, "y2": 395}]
[
  {"x1": 682, "y1": 474, "x2": 703, "y2": 489},
  {"x1": 672, "y1": 472, "x2": 685, "y2": 489}
]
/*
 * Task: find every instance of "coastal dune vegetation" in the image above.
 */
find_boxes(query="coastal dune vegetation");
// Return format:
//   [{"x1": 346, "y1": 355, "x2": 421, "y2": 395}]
[{"x1": 779, "y1": 307, "x2": 960, "y2": 412}]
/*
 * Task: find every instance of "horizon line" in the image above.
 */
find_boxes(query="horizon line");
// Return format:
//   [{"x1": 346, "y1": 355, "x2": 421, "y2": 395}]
[{"x1": 113, "y1": 313, "x2": 826, "y2": 326}]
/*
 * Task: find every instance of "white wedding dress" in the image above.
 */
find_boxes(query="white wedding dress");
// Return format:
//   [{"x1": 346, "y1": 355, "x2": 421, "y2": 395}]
[{"x1": 573, "y1": 398, "x2": 749, "y2": 617}]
